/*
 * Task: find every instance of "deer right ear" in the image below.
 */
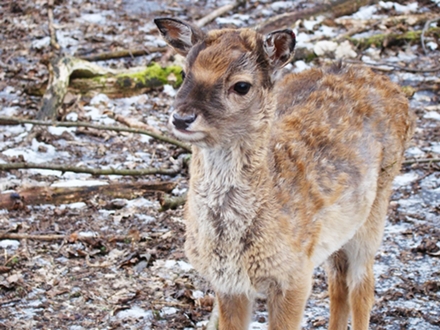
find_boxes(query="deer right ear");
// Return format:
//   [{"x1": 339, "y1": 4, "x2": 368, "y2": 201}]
[{"x1": 154, "y1": 18, "x2": 205, "y2": 56}]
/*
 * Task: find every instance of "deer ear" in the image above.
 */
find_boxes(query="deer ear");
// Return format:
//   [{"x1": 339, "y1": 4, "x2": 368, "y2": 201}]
[
  {"x1": 154, "y1": 18, "x2": 205, "y2": 56},
  {"x1": 263, "y1": 29, "x2": 296, "y2": 69}
]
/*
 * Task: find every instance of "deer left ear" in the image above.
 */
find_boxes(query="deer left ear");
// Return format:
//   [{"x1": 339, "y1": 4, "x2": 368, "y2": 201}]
[
  {"x1": 154, "y1": 18, "x2": 205, "y2": 56},
  {"x1": 263, "y1": 29, "x2": 296, "y2": 69}
]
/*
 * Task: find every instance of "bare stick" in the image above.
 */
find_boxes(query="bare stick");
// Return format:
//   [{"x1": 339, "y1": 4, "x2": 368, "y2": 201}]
[
  {"x1": 343, "y1": 59, "x2": 440, "y2": 73},
  {"x1": 403, "y1": 158, "x2": 440, "y2": 165},
  {"x1": 0, "y1": 232, "x2": 145, "y2": 243},
  {"x1": 0, "y1": 162, "x2": 180, "y2": 177},
  {"x1": 421, "y1": 17, "x2": 440, "y2": 55},
  {"x1": 256, "y1": 0, "x2": 378, "y2": 34},
  {"x1": 0, "y1": 116, "x2": 191, "y2": 152},
  {"x1": 0, "y1": 181, "x2": 176, "y2": 210},
  {"x1": 78, "y1": 47, "x2": 165, "y2": 62},
  {"x1": 195, "y1": 0, "x2": 245, "y2": 27},
  {"x1": 47, "y1": 0, "x2": 60, "y2": 50}
]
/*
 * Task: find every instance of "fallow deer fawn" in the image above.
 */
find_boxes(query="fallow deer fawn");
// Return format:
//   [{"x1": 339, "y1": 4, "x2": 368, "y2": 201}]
[{"x1": 155, "y1": 18, "x2": 414, "y2": 330}]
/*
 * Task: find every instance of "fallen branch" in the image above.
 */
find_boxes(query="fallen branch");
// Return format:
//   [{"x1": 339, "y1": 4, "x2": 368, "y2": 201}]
[
  {"x1": 195, "y1": 0, "x2": 245, "y2": 27},
  {"x1": 256, "y1": 0, "x2": 378, "y2": 34},
  {"x1": 0, "y1": 181, "x2": 176, "y2": 210},
  {"x1": 159, "y1": 192, "x2": 187, "y2": 211},
  {"x1": 0, "y1": 116, "x2": 191, "y2": 152},
  {"x1": 343, "y1": 59, "x2": 440, "y2": 73},
  {"x1": 0, "y1": 232, "x2": 145, "y2": 243},
  {"x1": 47, "y1": 0, "x2": 60, "y2": 50},
  {"x1": 78, "y1": 47, "x2": 165, "y2": 62},
  {"x1": 422, "y1": 17, "x2": 440, "y2": 55},
  {"x1": 403, "y1": 158, "x2": 440, "y2": 165},
  {"x1": 349, "y1": 27, "x2": 440, "y2": 49},
  {"x1": 0, "y1": 162, "x2": 180, "y2": 177}
]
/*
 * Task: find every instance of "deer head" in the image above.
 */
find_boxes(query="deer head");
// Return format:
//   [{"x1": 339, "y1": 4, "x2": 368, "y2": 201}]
[{"x1": 155, "y1": 18, "x2": 296, "y2": 148}]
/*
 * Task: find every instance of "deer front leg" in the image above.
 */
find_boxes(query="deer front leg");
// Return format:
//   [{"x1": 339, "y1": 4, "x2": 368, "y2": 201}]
[
  {"x1": 217, "y1": 292, "x2": 252, "y2": 330},
  {"x1": 267, "y1": 266, "x2": 313, "y2": 330}
]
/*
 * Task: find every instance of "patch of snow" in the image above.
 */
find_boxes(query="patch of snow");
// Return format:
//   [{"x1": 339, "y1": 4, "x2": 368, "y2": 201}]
[
  {"x1": 163, "y1": 84, "x2": 176, "y2": 97},
  {"x1": 177, "y1": 260, "x2": 193, "y2": 271},
  {"x1": 2, "y1": 138, "x2": 70, "y2": 164},
  {"x1": 125, "y1": 197, "x2": 156, "y2": 209},
  {"x1": 56, "y1": 30, "x2": 79, "y2": 49},
  {"x1": 420, "y1": 173, "x2": 440, "y2": 190},
  {"x1": 192, "y1": 290, "x2": 204, "y2": 299},
  {"x1": 160, "y1": 306, "x2": 177, "y2": 316},
  {"x1": 90, "y1": 94, "x2": 110, "y2": 106},
  {"x1": 79, "y1": 13, "x2": 106, "y2": 24},
  {"x1": 62, "y1": 202, "x2": 87, "y2": 209},
  {"x1": 164, "y1": 259, "x2": 177, "y2": 268},
  {"x1": 293, "y1": 60, "x2": 310, "y2": 73},
  {"x1": 393, "y1": 172, "x2": 419, "y2": 188},
  {"x1": 51, "y1": 180, "x2": 108, "y2": 188},
  {"x1": 216, "y1": 14, "x2": 249, "y2": 27},
  {"x1": 379, "y1": 1, "x2": 418, "y2": 13},
  {"x1": 0, "y1": 106, "x2": 19, "y2": 116},
  {"x1": 47, "y1": 126, "x2": 76, "y2": 136},
  {"x1": 313, "y1": 40, "x2": 338, "y2": 56},
  {"x1": 335, "y1": 41, "x2": 357, "y2": 59},
  {"x1": 351, "y1": 5, "x2": 379, "y2": 20},
  {"x1": 0, "y1": 239, "x2": 20, "y2": 250},
  {"x1": 31, "y1": 37, "x2": 50, "y2": 50},
  {"x1": 135, "y1": 214, "x2": 155, "y2": 223},
  {"x1": 66, "y1": 112, "x2": 78, "y2": 121},
  {"x1": 404, "y1": 147, "x2": 425, "y2": 158},
  {"x1": 303, "y1": 19, "x2": 321, "y2": 31},
  {"x1": 423, "y1": 111, "x2": 440, "y2": 121},
  {"x1": 270, "y1": 1, "x2": 293, "y2": 11},
  {"x1": 117, "y1": 305, "x2": 152, "y2": 319}
]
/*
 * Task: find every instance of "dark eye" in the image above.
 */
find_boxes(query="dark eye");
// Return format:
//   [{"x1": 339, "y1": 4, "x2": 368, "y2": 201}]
[
  {"x1": 181, "y1": 70, "x2": 186, "y2": 80},
  {"x1": 233, "y1": 82, "x2": 251, "y2": 95}
]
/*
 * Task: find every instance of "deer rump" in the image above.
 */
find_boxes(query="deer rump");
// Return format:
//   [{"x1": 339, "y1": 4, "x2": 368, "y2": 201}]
[{"x1": 155, "y1": 17, "x2": 414, "y2": 330}]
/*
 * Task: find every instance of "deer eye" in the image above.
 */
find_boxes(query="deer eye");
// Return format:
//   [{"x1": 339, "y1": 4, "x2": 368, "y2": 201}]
[
  {"x1": 233, "y1": 82, "x2": 251, "y2": 95},
  {"x1": 181, "y1": 70, "x2": 186, "y2": 80}
]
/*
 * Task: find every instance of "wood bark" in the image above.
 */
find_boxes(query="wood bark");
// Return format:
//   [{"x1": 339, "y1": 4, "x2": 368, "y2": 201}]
[
  {"x1": 0, "y1": 181, "x2": 176, "y2": 210},
  {"x1": 256, "y1": 0, "x2": 379, "y2": 34}
]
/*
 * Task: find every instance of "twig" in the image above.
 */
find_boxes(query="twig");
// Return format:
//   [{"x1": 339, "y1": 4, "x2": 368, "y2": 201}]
[
  {"x1": 78, "y1": 47, "x2": 165, "y2": 62},
  {"x1": 343, "y1": 59, "x2": 440, "y2": 73},
  {"x1": 0, "y1": 116, "x2": 191, "y2": 152},
  {"x1": 0, "y1": 232, "x2": 148, "y2": 243},
  {"x1": 403, "y1": 158, "x2": 440, "y2": 165},
  {"x1": 0, "y1": 162, "x2": 180, "y2": 177},
  {"x1": 47, "y1": 0, "x2": 60, "y2": 50},
  {"x1": 195, "y1": 0, "x2": 245, "y2": 27},
  {"x1": 422, "y1": 17, "x2": 440, "y2": 55}
]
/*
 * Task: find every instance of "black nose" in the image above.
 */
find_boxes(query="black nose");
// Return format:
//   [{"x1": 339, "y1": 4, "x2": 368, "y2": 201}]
[{"x1": 172, "y1": 113, "x2": 197, "y2": 130}]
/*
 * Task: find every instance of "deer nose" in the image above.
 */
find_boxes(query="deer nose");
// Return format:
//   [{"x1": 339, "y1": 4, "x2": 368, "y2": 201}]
[{"x1": 172, "y1": 113, "x2": 197, "y2": 130}]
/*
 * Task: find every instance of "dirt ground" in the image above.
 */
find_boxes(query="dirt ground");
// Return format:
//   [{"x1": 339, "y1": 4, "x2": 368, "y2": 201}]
[{"x1": 0, "y1": 0, "x2": 439, "y2": 329}]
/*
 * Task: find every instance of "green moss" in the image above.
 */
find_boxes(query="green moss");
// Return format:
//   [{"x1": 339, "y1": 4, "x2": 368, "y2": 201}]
[{"x1": 116, "y1": 62, "x2": 183, "y2": 90}]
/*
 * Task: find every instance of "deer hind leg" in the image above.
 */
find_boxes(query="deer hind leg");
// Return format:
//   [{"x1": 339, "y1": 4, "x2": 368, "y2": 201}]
[
  {"x1": 217, "y1": 292, "x2": 252, "y2": 330},
  {"x1": 344, "y1": 183, "x2": 393, "y2": 330},
  {"x1": 326, "y1": 251, "x2": 350, "y2": 330}
]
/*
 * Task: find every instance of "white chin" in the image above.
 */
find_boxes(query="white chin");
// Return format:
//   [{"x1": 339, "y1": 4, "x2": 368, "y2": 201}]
[{"x1": 172, "y1": 129, "x2": 206, "y2": 142}]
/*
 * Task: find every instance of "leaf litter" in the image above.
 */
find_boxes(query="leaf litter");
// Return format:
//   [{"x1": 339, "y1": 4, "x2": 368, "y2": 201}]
[{"x1": 0, "y1": 0, "x2": 439, "y2": 329}]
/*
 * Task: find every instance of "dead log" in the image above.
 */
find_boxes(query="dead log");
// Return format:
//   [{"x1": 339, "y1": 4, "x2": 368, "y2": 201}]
[
  {"x1": 78, "y1": 47, "x2": 164, "y2": 62},
  {"x1": 349, "y1": 27, "x2": 440, "y2": 49},
  {"x1": 35, "y1": 57, "x2": 183, "y2": 120},
  {"x1": 0, "y1": 181, "x2": 176, "y2": 210},
  {"x1": 256, "y1": 0, "x2": 379, "y2": 34}
]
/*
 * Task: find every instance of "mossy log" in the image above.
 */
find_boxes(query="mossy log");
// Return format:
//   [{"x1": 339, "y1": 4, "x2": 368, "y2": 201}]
[
  {"x1": 35, "y1": 56, "x2": 182, "y2": 120},
  {"x1": 349, "y1": 27, "x2": 440, "y2": 49},
  {"x1": 69, "y1": 62, "x2": 183, "y2": 98}
]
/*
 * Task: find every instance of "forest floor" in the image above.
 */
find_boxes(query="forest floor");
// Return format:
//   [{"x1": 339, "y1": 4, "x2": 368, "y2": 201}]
[{"x1": 0, "y1": 0, "x2": 439, "y2": 329}]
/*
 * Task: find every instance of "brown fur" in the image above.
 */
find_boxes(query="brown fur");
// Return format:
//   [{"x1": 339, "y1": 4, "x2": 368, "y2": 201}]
[{"x1": 155, "y1": 18, "x2": 415, "y2": 330}]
